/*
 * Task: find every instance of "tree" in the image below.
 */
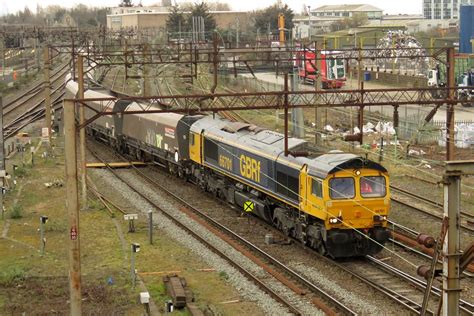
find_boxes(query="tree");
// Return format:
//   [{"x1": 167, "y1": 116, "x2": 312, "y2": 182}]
[
  {"x1": 166, "y1": 5, "x2": 186, "y2": 34},
  {"x1": 187, "y1": 2, "x2": 216, "y2": 39},
  {"x1": 329, "y1": 13, "x2": 368, "y2": 32},
  {"x1": 254, "y1": 4, "x2": 294, "y2": 37},
  {"x1": 119, "y1": 0, "x2": 133, "y2": 7}
]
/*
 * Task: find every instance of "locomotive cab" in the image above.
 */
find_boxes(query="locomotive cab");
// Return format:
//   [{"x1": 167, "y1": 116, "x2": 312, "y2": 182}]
[{"x1": 301, "y1": 153, "x2": 391, "y2": 258}]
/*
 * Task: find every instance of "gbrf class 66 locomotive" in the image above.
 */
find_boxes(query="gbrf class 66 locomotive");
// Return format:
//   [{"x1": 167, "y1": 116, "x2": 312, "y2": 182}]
[{"x1": 66, "y1": 80, "x2": 391, "y2": 258}]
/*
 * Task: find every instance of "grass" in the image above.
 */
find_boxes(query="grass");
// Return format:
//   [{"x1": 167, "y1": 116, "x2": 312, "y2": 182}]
[
  {"x1": 0, "y1": 266, "x2": 26, "y2": 287},
  {"x1": 9, "y1": 204, "x2": 23, "y2": 219}
]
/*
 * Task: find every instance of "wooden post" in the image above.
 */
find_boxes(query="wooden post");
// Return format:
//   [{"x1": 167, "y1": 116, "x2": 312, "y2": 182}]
[
  {"x1": 64, "y1": 99, "x2": 82, "y2": 315},
  {"x1": 43, "y1": 46, "x2": 52, "y2": 145},
  {"x1": 77, "y1": 55, "x2": 87, "y2": 209}
]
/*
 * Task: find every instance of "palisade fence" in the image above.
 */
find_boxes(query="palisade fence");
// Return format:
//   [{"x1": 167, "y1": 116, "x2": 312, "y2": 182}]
[{"x1": 398, "y1": 115, "x2": 474, "y2": 145}]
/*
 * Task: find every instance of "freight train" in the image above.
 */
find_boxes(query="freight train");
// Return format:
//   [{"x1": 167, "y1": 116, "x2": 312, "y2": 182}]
[{"x1": 66, "y1": 80, "x2": 391, "y2": 258}]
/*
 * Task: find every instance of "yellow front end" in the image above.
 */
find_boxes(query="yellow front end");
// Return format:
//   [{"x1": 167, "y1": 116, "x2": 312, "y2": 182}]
[{"x1": 301, "y1": 168, "x2": 390, "y2": 230}]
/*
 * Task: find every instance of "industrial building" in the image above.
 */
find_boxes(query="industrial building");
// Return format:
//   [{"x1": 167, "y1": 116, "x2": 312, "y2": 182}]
[
  {"x1": 310, "y1": 4, "x2": 383, "y2": 20},
  {"x1": 106, "y1": 6, "x2": 250, "y2": 31},
  {"x1": 423, "y1": 0, "x2": 474, "y2": 19}
]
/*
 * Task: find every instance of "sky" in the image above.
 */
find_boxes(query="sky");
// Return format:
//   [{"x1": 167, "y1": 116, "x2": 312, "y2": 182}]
[{"x1": 0, "y1": 0, "x2": 423, "y2": 16}]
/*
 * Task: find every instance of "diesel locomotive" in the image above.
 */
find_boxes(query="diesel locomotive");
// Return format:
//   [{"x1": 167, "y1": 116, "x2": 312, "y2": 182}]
[{"x1": 66, "y1": 80, "x2": 391, "y2": 258}]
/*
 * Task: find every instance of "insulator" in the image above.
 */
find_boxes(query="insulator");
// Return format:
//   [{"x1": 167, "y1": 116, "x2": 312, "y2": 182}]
[
  {"x1": 417, "y1": 234, "x2": 436, "y2": 248},
  {"x1": 417, "y1": 265, "x2": 431, "y2": 279}
]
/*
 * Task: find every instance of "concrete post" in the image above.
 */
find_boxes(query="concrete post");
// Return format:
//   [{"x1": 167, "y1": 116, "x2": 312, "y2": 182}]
[
  {"x1": 314, "y1": 42, "x2": 322, "y2": 145},
  {"x1": 131, "y1": 245, "x2": 136, "y2": 288},
  {"x1": 77, "y1": 55, "x2": 87, "y2": 209},
  {"x1": 64, "y1": 99, "x2": 82, "y2": 315},
  {"x1": 443, "y1": 174, "x2": 461, "y2": 316},
  {"x1": 148, "y1": 210, "x2": 153, "y2": 245},
  {"x1": 0, "y1": 38, "x2": 5, "y2": 80},
  {"x1": 446, "y1": 47, "x2": 455, "y2": 161},
  {"x1": 40, "y1": 218, "x2": 45, "y2": 256},
  {"x1": 44, "y1": 46, "x2": 52, "y2": 145},
  {"x1": 290, "y1": 69, "x2": 304, "y2": 138}
]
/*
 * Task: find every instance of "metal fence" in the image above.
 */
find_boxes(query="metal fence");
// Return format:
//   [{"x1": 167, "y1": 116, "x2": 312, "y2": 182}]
[{"x1": 398, "y1": 116, "x2": 473, "y2": 145}]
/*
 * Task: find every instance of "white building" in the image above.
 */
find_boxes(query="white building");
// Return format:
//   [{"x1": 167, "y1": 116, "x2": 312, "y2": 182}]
[
  {"x1": 310, "y1": 4, "x2": 383, "y2": 20},
  {"x1": 423, "y1": 0, "x2": 473, "y2": 19}
]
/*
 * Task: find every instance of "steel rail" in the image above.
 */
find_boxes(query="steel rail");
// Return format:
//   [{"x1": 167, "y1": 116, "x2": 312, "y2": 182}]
[
  {"x1": 3, "y1": 61, "x2": 69, "y2": 110},
  {"x1": 87, "y1": 148, "x2": 305, "y2": 316},
  {"x1": 366, "y1": 256, "x2": 474, "y2": 314},
  {"x1": 390, "y1": 184, "x2": 474, "y2": 222},
  {"x1": 391, "y1": 197, "x2": 474, "y2": 233},
  {"x1": 127, "y1": 161, "x2": 355, "y2": 316}
]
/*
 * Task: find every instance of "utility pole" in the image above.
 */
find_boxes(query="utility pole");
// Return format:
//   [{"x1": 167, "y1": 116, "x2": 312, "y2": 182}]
[
  {"x1": 64, "y1": 99, "x2": 82, "y2": 315},
  {"x1": 236, "y1": 18, "x2": 240, "y2": 48},
  {"x1": 446, "y1": 47, "x2": 455, "y2": 161},
  {"x1": 43, "y1": 46, "x2": 52, "y2": 145},
  {"x1": 77, "y1": 55, "x2": 87, "y2": 209},
  {"x1": 442, "y1": 160, "x2": 474, "y2": 315},
  {"x1": 143, "y1": 44, "x2": 149, "y2": 97},
  {"x1": 0, "y1": 37, "x2": 5, "y2": 80},
  {"x1": 314, "y1": 41, "x2": 322, "y2": 145},
  {"x1": 0, "y1": 96, "x2": 4, "y2": 216}
]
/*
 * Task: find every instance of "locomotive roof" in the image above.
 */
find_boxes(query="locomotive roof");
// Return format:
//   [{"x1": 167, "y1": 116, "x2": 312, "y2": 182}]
[
  {"x1": 304, "y1": 152, "x2": 388, "y2": 178},
  {"x1": 191, "y1": 115, "x2": 307, "y2": 159}
]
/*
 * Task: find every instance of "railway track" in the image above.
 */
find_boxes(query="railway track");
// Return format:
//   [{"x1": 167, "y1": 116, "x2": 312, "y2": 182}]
[
  {"x1": 87, "y1": 144, "x2": 355, "y2": 315},
  {"x1": 2, "y1": 59, "x2": 70, "y2": 139},
  {"x1": 390, "y1": 185, "x2": 474, "y2": 234},
  {"x1": 389, "y1": 220, "x2": 474, "y2": 276},
  {"x1": 3, "y1": 61, "x2": 69, "y2": 115}
]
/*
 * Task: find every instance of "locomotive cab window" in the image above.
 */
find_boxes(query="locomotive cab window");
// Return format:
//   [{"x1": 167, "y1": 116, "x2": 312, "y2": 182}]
[
  {"x1": 329, "y1": 177, "x2": 355, "y2": 199},
  {"x1": 311, "y1": 179, "x2": 323, "y2": 198},
  {"x1": 190, "y1": 134, "x2": 195, "y2": 145},
  {"x1": 360, "y1": 176, "x2": 386, "y2": 198}
]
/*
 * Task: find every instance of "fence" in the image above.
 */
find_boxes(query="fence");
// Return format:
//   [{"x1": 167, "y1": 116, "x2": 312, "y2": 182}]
[{"x1": 399, "y1": 116, "x2": 474, "y2": 145}]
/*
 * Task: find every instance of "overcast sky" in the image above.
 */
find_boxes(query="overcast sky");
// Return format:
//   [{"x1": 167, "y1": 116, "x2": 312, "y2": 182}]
[{"x1": 0, "y1": 0, "x2": 423, "y2": 16}]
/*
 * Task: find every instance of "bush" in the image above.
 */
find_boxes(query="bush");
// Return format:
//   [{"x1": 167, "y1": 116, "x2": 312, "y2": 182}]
[
  {"x1": 10, "y1": 204, "x2": 23, "y2": 219},
  {"x1": 14, "y1": 166, "x2": 28, "y2": 178},
  {"x1": 0, "y1": 266, "x2": 25, "y2": 286}
]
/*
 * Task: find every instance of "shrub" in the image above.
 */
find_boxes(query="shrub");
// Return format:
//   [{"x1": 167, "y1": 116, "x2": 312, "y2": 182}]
[
  {"x1": 0, "y1": 266, "x2": 25, "y2": 286},
  {"x1": 10, "y1": 204, "x2": 23, "y2": 219}
]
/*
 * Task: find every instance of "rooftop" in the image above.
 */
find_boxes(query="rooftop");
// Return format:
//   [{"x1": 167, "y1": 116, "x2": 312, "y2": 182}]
[{"x1": 312, "y1": 4, "x2": 383, "y2": 12}]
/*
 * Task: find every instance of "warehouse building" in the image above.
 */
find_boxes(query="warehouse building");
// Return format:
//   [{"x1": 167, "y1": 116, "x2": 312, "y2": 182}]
[{"x1": 107, "y1": 6, "x2": 250, "y2": 31}]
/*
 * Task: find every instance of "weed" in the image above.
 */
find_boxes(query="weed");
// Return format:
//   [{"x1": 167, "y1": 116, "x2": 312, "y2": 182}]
[
  {"x1": 10, "y1": 205, "x2": 23, "y2": 219},
  {"x1": 13, "y1": 166, "x2": 28, "y2": 178},
  {"x1": 218, "y1": 271, "x2": 229, "y2": 280},
  {"x1": 0, "y1": 266, "x2": 25, "y2": 287},
  {"x1": 44, "y1": 219, "x2": 66, "y2": 233}
]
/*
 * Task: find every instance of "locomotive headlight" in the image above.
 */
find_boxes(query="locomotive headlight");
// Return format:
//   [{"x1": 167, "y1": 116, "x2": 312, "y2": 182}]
[
  {"x1": 329, "y1": 217, "x2": 342, "y2": 224},
  {"x1": 354, "y1": 170, "x2": 361, "y2": 176},
  {"x1": 373, "y1": 215, "x2": 387, "y2": 222},
  {"x1": 329, "y1": 218, "x2": 338, "y2": 224}
]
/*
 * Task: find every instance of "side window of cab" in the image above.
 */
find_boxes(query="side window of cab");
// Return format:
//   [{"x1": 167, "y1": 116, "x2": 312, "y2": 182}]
[{"x1": 312, "y1": 179, "x2": 323, "y2": 198}]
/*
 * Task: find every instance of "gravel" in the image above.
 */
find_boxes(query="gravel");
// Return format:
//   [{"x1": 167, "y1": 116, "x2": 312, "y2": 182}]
[{"x1": 92, "y1": 168, "x2": 325, "y2": 315}]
